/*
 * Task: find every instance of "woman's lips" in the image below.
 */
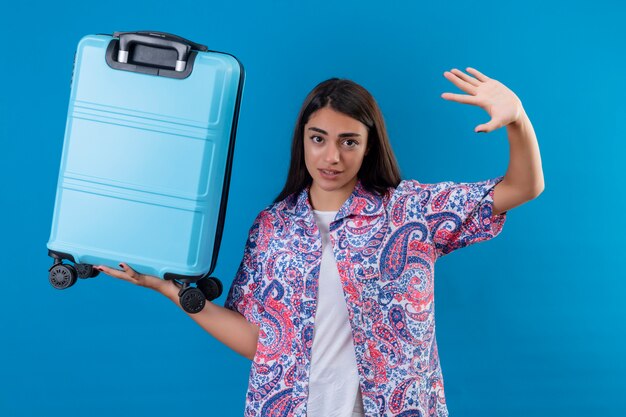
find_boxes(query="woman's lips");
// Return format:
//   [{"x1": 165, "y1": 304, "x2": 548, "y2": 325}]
[{"x1": 319, "y1": 168, "x2": 342, "y2": 179}]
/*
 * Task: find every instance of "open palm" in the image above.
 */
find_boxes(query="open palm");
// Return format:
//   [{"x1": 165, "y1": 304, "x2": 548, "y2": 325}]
[
  {"x1": 94, "y1": 262, "x2": 179, "y2": 294},
  {"x1": 441, "y1": 67, "x2": 523, "y2": 133}
]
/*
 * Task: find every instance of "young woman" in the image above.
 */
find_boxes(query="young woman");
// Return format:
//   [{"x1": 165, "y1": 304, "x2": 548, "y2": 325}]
[{"x1": 95, "y1": 67, "x2": 544, "y2": 417}]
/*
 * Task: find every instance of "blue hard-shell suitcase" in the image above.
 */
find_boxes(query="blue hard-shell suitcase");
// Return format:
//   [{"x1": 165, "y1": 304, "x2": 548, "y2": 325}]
[{"x1": 47, "y1": 31, "x2": 245, "y2": 313}]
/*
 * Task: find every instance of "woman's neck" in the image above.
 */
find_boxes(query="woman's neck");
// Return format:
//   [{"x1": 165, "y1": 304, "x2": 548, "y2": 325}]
[{"x1": 309, "y1": 179, "x2": 357, "y2": 211}]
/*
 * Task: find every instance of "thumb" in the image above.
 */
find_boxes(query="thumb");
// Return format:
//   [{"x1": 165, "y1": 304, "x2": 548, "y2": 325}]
[{"x1": 475, "y1": 119, "x2": 499, "y2": 133}]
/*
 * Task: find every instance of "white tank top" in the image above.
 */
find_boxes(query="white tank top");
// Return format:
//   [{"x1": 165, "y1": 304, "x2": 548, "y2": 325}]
[{"x1": 307, "y1": 210, "x2": 365, "y2": 417}]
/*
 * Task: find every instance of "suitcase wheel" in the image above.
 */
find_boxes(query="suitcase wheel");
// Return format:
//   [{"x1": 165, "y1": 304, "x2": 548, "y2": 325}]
[
  {"x1": 197, "y1": 277, "x2": 223, "y2": 301},
  {"x1": 179, "y1": 285, "x2": 206, "y2": 314},
  {"x1": 90, "y1": 267, "x2": 100, "y2": 278},
  {"x1": 76, "y1": 263, "x2": 100, "y2": 279},
  {"x1": 49, "y1": 264, "x2": 78, "y2": 290}
]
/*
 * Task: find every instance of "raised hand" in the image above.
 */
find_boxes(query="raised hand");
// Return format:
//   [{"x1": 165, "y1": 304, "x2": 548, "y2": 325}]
[
  {"x1": 94, "y1": 262, "x2": 180, "y2": 294},
  {"x1": 441, "y1": 67, "x2": 524, "y2": 133}
]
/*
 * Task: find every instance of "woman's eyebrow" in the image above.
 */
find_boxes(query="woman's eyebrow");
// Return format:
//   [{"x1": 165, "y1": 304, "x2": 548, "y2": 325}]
[{"x1": 307, "y1": 127, "x2": 361, "y2": 138}]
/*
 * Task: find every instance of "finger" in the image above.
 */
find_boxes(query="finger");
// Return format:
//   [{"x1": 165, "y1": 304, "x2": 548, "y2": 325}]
[
  {"x1": 443, "y1": 71, "x2": 477, "y2": 95},
  {"x1": 466, "y1": 67, "x2": 490, "y2": 82},
  {"x1": 450, "y1": 68, "x2": 480, "y2": 86},
  {"x1": 119, "y1": 262, "x2": 141, "y2": 279},
  {"x1": 475, "y1": 119, "x2": 499, "y2": 133},
  {"x1": 94, "y1": 264, "x2": 138, "y2": 283},
  {"x1": 441, "y1": 92, "x2": 479, "y2": 105}
]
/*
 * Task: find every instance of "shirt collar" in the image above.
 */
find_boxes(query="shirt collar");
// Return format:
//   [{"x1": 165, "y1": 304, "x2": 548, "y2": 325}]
[{"x1": 287, "y1": 178, "x2": 386, "y2": 225}]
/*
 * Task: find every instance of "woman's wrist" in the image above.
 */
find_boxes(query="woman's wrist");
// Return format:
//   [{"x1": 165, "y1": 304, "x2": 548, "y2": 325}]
[
  {"x1": 162, "y1": 280, "x2": 184, "y2": 303},
  {"x1": 149, "y1": 278, "x2": 174, "y2": 297}
]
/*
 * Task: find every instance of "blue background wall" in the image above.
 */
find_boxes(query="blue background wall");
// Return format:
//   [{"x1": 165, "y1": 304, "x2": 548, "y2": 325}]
[{"x1": 1, "y1": 0, "x2": 624, "y2": 416}]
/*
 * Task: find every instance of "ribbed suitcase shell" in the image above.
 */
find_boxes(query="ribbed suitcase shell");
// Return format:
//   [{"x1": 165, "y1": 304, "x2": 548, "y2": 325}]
[{"x1": 47, "y1": 34, "x2": 244, "y2": 281}]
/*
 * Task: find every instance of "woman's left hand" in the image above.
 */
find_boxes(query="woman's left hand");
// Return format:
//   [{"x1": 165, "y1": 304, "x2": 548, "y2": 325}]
[{"x1": 441, "y1": 67, "x2": 524, "y2": 133}]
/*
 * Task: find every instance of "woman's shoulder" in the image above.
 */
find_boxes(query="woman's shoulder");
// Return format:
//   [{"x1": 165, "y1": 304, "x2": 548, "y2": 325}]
[
  {"x1": 389, "y1": 179, "x2": 461, "y2": 205},
  {"x1": 393, "y1": 178, "x2": 431, "y2": 196},
  {"x1": 250, "y1": 195, "x2": 294, "y2": 224},
  {"x1": 251, "y1": 204, "x2": 278, "y2": 224},
  {"x1": 392, "y1": 176, "x2": 506, "y2": 203}
]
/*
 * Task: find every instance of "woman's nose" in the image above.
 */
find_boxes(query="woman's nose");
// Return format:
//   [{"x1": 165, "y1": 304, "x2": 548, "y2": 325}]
[{"x1": 324, "y1": 143, "x2": 340, "y2": 163}]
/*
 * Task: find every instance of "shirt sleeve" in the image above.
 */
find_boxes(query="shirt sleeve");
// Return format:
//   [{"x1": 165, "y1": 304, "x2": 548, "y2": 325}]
[
  {"x1": 419, "y1": 175, "x2": 508, "y2": 259},
  {"x1": 223, "y1": 211, "x2": 266, "y2": 328}
]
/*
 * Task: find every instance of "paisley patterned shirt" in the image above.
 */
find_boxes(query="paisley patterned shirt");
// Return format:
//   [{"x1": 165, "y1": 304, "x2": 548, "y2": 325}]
[{"x1": 224, "y1": 176, "x2": 507, "y2": 417}]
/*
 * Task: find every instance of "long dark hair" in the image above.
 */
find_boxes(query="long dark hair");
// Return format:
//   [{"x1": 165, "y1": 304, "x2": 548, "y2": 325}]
[{"x1": 273, "y1": 78, "x2": 402, "y2": 203}]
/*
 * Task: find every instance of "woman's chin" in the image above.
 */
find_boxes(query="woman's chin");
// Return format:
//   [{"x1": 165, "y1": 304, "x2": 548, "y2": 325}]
[{"x1": 312, "y1": 175, "x2": 356, "y2": 192}]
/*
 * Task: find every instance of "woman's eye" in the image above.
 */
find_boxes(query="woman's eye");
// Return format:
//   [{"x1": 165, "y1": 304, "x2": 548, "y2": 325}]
[
  {"x1": 311, "y1": 136, "x2": 323, "y2": 143},
  {"x1": 344, "y1": 139, "x2": 358, "y2": 147}
]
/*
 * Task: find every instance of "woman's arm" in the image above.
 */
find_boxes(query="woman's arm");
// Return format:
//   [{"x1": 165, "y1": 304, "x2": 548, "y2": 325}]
[
  {"x1": 95, "y1": 263, "x2": 260, "y2": 361},
  {"x1": 159, "y1": 282, "x2": 260, "y2": 361},
  {"x1": 442, "y1": 67, "x2": 545, "y2": 214},
  {"x1": 493, "y1": 107, "x2": 544, "y2": 215}
]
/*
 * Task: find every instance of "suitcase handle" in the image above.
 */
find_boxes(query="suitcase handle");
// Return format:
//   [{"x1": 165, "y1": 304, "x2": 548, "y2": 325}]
[{"x1": 113, "y1": 31, "x2": 208, "y2": 72}]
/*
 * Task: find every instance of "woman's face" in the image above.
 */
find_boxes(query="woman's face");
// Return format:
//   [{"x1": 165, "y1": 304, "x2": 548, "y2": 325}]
[{"x1": 303, "y1": 105, "x2": 369, "y2": 201}]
